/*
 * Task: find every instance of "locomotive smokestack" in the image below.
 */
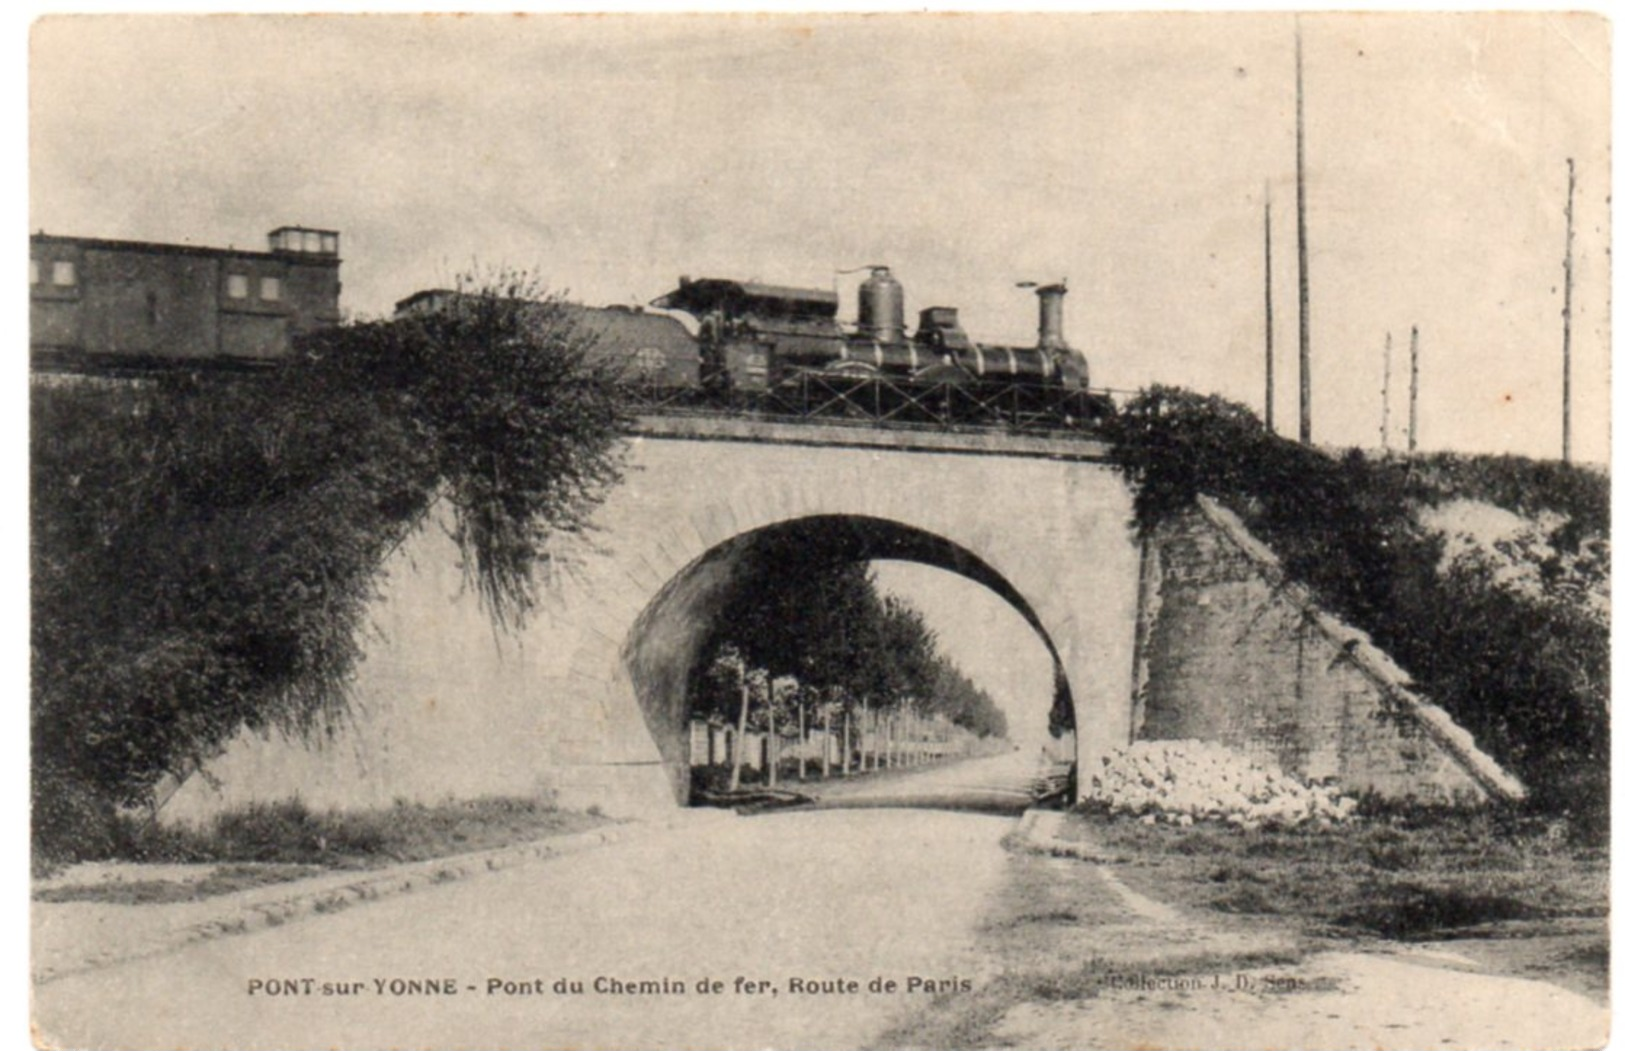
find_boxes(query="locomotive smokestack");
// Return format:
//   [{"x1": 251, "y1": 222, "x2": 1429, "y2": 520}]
[{"x1": 1035, "y1": 281, "x2": 1068, "y2": 352}]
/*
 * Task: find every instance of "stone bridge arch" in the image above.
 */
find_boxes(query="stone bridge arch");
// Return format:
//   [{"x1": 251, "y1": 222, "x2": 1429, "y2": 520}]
[
  {"x1": 537, "y1": 421, "x2": 1141, "y2": 813},
  {"x1": 618, "y1": 512, "x2": 1078, "y2": 802},
  {"x1": 161, "y1": 419, "x2": 1141, "y2": 821}
]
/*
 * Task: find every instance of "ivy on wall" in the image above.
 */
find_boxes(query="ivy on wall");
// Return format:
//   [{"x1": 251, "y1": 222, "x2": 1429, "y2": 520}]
[{"x1": 32, "y1": 275, "x2": 632, "y2": 861}]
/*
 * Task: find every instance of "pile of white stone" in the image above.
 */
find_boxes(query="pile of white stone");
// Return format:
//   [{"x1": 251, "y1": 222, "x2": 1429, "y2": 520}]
[{"x1": 1085, "y1": 739, "x2": 1358, "y2": 828}]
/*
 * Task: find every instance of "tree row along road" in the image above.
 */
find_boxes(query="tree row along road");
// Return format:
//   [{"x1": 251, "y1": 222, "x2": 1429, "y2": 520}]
[{"x1": 35, "y1": 755, "x2": 1039, "y2": 1051}]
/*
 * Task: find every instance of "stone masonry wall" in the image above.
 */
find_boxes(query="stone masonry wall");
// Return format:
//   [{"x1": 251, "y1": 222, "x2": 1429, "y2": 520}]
[
  {"x1": 160, "y1": 421, "x2": 1141, "y2": 823},
  {"x1": 1134, "y1": 496, "x2": 1523, "y2": 804}
]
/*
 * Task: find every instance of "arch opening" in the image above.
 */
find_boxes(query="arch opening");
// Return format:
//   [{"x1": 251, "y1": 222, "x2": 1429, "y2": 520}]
[{"x1": 620, "y1": 514, "x2": 1079, "y2": 804}]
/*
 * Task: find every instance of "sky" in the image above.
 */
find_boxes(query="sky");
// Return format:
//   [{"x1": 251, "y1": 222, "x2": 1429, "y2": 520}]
[
  {"x1": 23, "y1": 12, "x2": 1613, "y2": 746},
  {"x1": 871, "y1": 562, "x2": 1056, "y2": 749},
  {"x1": 29, "y1": 13, "x2": 1610, "y2": 463}
]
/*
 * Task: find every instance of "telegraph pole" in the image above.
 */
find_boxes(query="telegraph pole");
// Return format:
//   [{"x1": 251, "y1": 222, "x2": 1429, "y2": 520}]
[
  {"x1": 1264, "y1": 183, "x2": 1276, "y2": 432},
  {"x1": 1381, "y1": 331, "x2": 1392, "y2": 451},
  {"x1": 1295, "y1": 16, "x2": 1313, "y2": 445},
  {"x1": 1408, "y1": 325, "x2": 1420, "y2": 453},
  {"x1": 1562, "y1": 158, "x2": 1576, "y2": 464}
]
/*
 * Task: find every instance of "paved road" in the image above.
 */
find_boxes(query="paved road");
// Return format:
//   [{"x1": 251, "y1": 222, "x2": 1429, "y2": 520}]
[
  {"x1": 804, "y1": 748, "x2": 1062, "y2": 814},
  {"x1": 34, "y1": 765, "x2": 1024, "y2": 1051},
  {"x1": 40, "y1": 750, "x2": 1601, "y2": 1051}
]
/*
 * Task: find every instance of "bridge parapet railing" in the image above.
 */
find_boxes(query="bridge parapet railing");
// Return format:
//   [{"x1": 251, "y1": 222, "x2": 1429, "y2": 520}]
[{"x1": 622, "y1": 375, "x2": 1134, "y2": 437}]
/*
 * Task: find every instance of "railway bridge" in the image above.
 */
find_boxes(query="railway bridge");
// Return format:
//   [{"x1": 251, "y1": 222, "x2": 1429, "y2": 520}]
[{"x1": 164, "y1": 412, "x2": 1519, "y2": 822}]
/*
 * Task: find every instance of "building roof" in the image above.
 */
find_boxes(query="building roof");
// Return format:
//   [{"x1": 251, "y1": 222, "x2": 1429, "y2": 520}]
[{"x1": 30, "y1": 232, "x2": 341, "y2": 265}]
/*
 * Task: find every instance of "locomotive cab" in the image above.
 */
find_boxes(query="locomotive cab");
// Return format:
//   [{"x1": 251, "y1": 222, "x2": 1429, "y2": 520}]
[{"x1": 653, "y1": 276, "x2": 843, "y2": 394}]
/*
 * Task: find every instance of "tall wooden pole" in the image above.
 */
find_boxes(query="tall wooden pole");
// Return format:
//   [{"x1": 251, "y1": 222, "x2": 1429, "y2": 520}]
[
  {"x1": 1562, "y1": 158, "x2": 1576, "y2": 464},
  {"x1": 1408, "y1": 325, "x2": 1420, "y2": 453},
  {"x1": 1264, "y1": 183, "x2": 1276, "y2": 432},
  {"x1": 1295, "y1": 17, "x2": 1313, "y2": 445},
  {"x1": 1381, "y1": 331, "x2": 1392, "y2": 451}
]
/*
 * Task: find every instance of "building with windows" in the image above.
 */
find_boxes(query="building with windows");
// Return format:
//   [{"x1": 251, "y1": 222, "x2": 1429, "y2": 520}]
[{"x1": 30, "y1": 226, "x2": 342, "y2": 372}]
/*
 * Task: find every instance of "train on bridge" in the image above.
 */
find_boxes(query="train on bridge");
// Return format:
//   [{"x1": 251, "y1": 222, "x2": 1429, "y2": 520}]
[
  {"x1": 398, "y1": 265, "x2": 1109, "y2": 429},
  {"x1": 31, "y1": 220, "x2": 1110, "y2": 429}
]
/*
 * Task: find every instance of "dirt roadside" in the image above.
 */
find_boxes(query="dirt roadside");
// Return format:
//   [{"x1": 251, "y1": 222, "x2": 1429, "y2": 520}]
[
  {"x1": 32, "y1": 809, "x2": 738, "y2": 985},
  {"x1": 874, "y1": 811, "x2": 1608, "y2": 1051}
]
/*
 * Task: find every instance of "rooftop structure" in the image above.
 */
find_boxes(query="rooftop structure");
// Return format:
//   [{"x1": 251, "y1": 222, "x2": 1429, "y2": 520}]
[{"x1": 30, "y1": 226, "x2": 343, "y2": 372}]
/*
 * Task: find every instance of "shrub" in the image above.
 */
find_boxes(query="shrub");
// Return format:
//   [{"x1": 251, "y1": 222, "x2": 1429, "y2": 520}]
[
  {"x1": 1334, "y1": 884, "x2": 1541, "y2": 938},
  {"x1": 213, "y1": 800, "x2": 329, "y2": 862},
  {"x1": 31, "y1": 761, "x2": 123, "y2": 872}
]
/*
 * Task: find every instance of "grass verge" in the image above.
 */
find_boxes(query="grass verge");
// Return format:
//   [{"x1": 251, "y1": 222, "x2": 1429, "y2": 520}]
[
  {"x1": 35, "y1": 864, "x2": 325, "y2": 905},
  {"x1": 35, "y1": 796, "x2": 614, "y2": 904},
  {"x1": 1073, "y1": 807, "x2": 1608, "y2": 1002},
  {"x1": 876, "y1": 805, "x2": 1606, "y2": 1047}
]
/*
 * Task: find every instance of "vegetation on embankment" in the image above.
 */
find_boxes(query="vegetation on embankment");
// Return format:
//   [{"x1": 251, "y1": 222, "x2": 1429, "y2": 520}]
[
  {"x1": 32, "y1": 274, "x2": 632, "y2": 866},
  {"x1": 35, "y1": 796, "x2": 614, "y2": 902},
  {"x1": 1099, "y1": 387, "x2": 1608, "y2": 835}
]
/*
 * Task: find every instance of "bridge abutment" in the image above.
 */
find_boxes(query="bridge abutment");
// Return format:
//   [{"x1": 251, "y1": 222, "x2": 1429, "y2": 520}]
[{"x1": 1129, "y1": 496, "x2": 1523, "y2": 802}]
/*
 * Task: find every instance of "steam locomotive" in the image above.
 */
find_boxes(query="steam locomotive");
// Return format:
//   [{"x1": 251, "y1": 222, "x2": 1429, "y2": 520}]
[
  {"x1": 652, "y1": 265, "x2": 1086, "y2": 389},
  {"x1": 395, "y1": 265, "x2": 1105, "y2": 426}
]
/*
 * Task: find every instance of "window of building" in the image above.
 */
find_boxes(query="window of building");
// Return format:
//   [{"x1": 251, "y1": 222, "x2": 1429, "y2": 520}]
[
  {"x1": 52, "y1": 261, "x2": 76, "y2": 287},
  {"x1": 261, "y1": 276, "x2": 282, "y2": 301},
  {"x1": 227, "y1": 274, "x2": 249, "y2": 299},
  {"x1": 29, "y1": 260, "x2": 39, "y2": 285},
  {"x1": 303, "y1": 231, "x2": 322, "y2": 252}
]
